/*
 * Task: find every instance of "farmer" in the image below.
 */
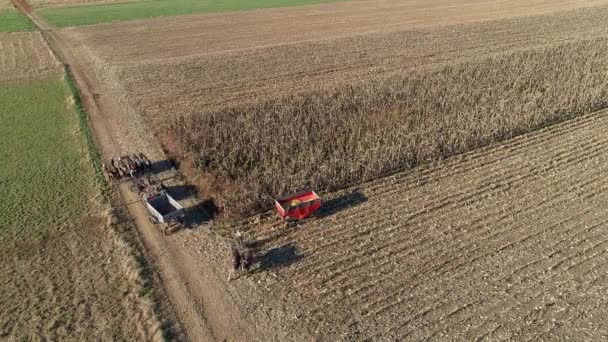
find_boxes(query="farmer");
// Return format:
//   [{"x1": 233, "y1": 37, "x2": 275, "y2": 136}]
[
  {"x1": 229, "y1": 248, "x2": 241, "y2": 281},
  {"x1": 242, "y1": 250, "x2": 253, "y2": 272}
]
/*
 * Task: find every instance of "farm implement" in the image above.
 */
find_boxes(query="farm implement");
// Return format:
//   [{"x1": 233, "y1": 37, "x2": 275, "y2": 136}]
[
  {"x1": 132, "y1": 176, "x2": 184, "y2": 235},
  {"x1": 274, "y1": 190, "x2": 322, "y2": 221},
  {"x1": 104, "y1": 152, "x2": 184, "y2": 235}
]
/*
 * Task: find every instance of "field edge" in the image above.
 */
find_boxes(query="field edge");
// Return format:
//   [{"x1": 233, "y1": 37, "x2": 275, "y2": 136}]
[{"x1": 63, "y1": 68, "x2": 183, "y2": 339}]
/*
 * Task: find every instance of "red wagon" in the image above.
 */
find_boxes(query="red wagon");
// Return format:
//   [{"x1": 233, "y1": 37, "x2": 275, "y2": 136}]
[{"x1": 274, "y1": 190, "x2": 322, "y2": 220}]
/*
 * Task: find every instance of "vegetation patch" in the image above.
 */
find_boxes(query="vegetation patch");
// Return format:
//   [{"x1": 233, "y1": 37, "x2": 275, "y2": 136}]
[
  {"x1": 38, "y1": 0, "x2": 346, "y2": 27},
  {"x1": 173, "y1": 37, "x2": 608, "y2": 218},
  {"x1": 0, "y1": 10, "x2": 34, "y2": 32},
  {"x1": 0, "y1": 77, "x2": 92, "y2": 237}
]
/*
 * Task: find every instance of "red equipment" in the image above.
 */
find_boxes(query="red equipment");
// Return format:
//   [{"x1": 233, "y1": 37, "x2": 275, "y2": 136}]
[{"x1": 275, "y1": 191, "x2": 322, "y2": 220}]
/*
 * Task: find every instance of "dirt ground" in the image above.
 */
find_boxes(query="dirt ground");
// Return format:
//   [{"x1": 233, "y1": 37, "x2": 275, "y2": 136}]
[
  {"x1": 16, "y1": 0, "x2": 608, "y2": 340},
  {"x1": 0, "y1": 32, "x2": 60, "y2": 82}
]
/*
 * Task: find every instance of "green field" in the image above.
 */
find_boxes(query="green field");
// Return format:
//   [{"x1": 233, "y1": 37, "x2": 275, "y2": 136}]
[
  {"x1": 0, "y1": 10, "x2": 34, "y2": 32},
  {"x1": 38, "y1": 0, "x2": 345, "y2": 27},
  {"x1": 0, "y1": 75, "x2": 161, "y2": 339},
  {"x1": 0, "y1": 76, "x2": 94, "y2": 239}
]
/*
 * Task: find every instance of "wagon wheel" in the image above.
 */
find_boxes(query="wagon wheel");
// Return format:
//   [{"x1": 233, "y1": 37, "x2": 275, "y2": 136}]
[{"x1": 148, "y1": 216, "x2": 159, "y2": 225}]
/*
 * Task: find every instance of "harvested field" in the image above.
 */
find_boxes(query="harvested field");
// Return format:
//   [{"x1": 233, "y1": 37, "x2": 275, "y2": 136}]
[
  {"x1": 43, "y1": 0, "x2": 608, "y2": 339},
  {"x1": 81, "y1": 5, "x2": 608, "y2": 124},
  {"x1": 239, "y1": 108, "x2": 608, "y2": 340},
  {"x1": 0, "y1": 32, "x2": 60, "y2": 81},
  {"x1": 0, "y1": 0, "x2": 12, "y2": 9},
  {"x1": 61, "y1": 0, "x2": 608, "y2": 61},
  {"x1": 30, "y1": 0, "x2": 142, "y2": 8},
  {"x1": 173, "y1": 37, "x2": 608, "y2": 216}
]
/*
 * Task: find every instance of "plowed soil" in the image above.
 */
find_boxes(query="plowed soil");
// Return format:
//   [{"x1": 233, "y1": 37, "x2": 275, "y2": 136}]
[
  {"x1": 242, "y1": 108, "x2": 608, "y2": 340},
  {"x1": 0, "y1": 32, "x2": 60, "y2": 81},
  {"x1": 63, "y1": 0, "x2": 608, "y2": 61},
  {"x1": 0, "y1": 0, "x2": 13, "y2": 9}
]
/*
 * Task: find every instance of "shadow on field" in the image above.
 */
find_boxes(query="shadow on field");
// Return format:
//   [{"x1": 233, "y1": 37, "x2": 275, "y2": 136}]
[
  {"x1": 181, "y1": 199, "x2": 219, "y2": 228},
  {"x1": 165, "y1": 184, "x2": 197, "y2": 201},
  {"x1": 150, "y1": 159, "x2": 177, "y2": 175},
  {"x1": 258, "y1": 243, "x2": 304, "y2": 270},
  {"x1": 316, "y1": 189, "x2": 368, "y2": 218}
]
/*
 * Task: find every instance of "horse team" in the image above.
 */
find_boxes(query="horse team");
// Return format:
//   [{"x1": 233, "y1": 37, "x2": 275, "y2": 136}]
[{"x1": 103, "y1": 152, "x2": 152, "y2": 181}]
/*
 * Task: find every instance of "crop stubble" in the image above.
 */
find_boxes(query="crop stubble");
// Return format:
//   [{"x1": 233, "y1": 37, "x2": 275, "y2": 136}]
[
  {"x1": 242, "y1": 109, "x2": 608, "y2": 340},
  {"x1": 59, "y1": 3, "x2": 608, "y2": 215},
  {"x1": 0, "y1": 32, "x2": 60, "y2": 81},
  {"x1": 62, "y1": 0, "x2": 608, "y2": 61}
]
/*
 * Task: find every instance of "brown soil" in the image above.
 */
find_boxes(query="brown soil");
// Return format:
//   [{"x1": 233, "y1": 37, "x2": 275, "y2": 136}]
[{"x1": 0, "y1": 32, "x2": 60, "y2": 82}]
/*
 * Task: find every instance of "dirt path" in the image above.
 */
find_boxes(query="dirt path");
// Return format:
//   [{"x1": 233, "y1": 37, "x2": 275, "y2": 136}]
[{"x1": 9, "y1": 0, "x2": 225, "y2": 340}]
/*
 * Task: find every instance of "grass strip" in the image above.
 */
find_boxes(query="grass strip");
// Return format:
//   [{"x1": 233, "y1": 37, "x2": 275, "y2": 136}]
[{"x1": 38, "y1": 0, "x2": 346, "y2": 27}]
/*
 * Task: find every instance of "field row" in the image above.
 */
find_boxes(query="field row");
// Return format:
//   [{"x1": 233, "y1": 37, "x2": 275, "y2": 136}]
[
  {"x1": 245, "y1": 109, "x2": 608, "y2": 340},
  {"x1": 0, "y1": 32, "x2": 59, "y2": 81},
  {"x1": 61, "y1": 0, "x2": 608, "y2": 59},
  {"x1": 100, "y1": 5, "x2": 608, "y2": 127},
  {"x1": 37, "y1": 0, "x2": 345, "y2": 27}
]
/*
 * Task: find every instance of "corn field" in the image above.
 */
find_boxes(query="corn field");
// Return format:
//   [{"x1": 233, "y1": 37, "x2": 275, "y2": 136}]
[{"x1": 172, "y1": 37, "x2": 608, "y2": 217}]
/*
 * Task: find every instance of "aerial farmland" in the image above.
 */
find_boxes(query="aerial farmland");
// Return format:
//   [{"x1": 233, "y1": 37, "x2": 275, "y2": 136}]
[{"x1": 4, "y1": 0, "x2": 608, "y2": 340}]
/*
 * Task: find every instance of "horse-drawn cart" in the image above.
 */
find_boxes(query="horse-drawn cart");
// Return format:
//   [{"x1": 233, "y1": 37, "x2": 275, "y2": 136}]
[{"x1": 144, "y1": 190, "x2": 184, "y2": 235}]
